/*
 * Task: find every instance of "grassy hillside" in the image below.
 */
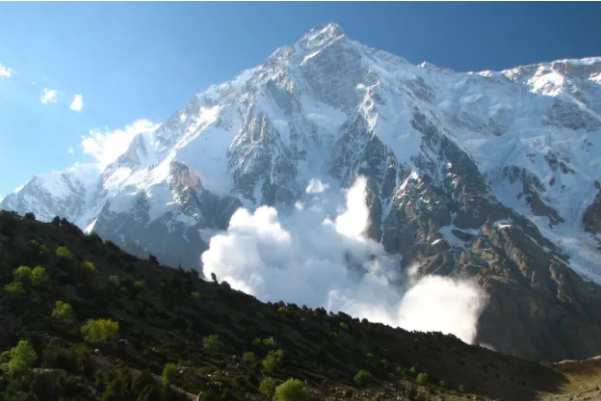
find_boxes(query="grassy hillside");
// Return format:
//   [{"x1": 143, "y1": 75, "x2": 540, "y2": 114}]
[{"x1": 0, "y1": 211, "x2": 577, "y2": 401}]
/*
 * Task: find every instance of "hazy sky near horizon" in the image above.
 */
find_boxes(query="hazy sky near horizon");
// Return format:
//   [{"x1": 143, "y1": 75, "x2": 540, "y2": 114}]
[{"x1": 1, "y1": 2, "x2": 600, "y2": 196}]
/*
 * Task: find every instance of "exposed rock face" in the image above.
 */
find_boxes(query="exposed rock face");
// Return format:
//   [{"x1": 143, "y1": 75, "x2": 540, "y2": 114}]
[
  {"x1": 583, "y1": 182, "x2": 601, "y2": 235},
  {"x1": 3, "y1": 23, "x2": 601, "y2": 362}
]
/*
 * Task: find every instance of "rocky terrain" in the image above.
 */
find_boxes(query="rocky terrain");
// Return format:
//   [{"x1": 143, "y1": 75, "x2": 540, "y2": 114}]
[{"x1": 2, "y1": 23, "x2": 601, "y2": 362}]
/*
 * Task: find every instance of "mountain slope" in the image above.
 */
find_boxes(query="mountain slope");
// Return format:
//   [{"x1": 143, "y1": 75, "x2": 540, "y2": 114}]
[
  {"x1": 3, "y1": 23, "x2": 601, "y2": 362},
  {"x1": 0, "y1": 210, "x2": 570, "y2": 401}
]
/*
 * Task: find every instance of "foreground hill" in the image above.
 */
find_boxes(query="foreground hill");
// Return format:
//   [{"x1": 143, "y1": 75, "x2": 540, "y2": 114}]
[{"x1": 5, "y1": 210, "x2": 600, "y2": 401}]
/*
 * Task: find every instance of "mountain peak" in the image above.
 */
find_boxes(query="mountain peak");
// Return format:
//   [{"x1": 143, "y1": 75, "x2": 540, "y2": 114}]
[
  {"x1": 306, "y1": 23, "x2": 345, "y2": 38},
  {"x1": 296, "y1": 23, "x2": 347, "y2": 51}
]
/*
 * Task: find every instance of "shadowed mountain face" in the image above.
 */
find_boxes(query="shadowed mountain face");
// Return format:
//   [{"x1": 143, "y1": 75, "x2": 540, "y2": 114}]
[{"x1": 3, "y1": 23, "x2": 601, "y2": 362}]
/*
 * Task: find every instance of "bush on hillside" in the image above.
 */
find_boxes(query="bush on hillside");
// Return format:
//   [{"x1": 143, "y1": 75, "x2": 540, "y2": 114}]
[
  {"x1": 81, "y1": 318, "x2": 119, "y2": 343},
  {"x1": 274, "y1": 379, "x2": 310, "y2": 401},
  {"x1": 353, "y1": 369, "x2": 373, "y2": 386}
]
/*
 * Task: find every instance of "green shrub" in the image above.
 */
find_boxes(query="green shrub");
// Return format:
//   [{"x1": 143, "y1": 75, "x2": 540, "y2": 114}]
[
  {"x1": 102, "y1": 375, "x2": 128, "y2": 401},
  {"x1": 409, "y1": 366, "x2": 417, "y2": 377},
  {"x1": 32, "y1": 266, "x2": 50, "y2": 287},
  {"x1": 109, "y1": 275, "x2": 120, "y2": 286},
  {"x1": 274, "y1": 379, "x2": 310, "y2": 401},
  {"x1": 340, "y1": 322, "x2": 349, "y2": 330},
  {"x1": 162, "y1": 363, "x2": 178, "y2": 385},
  {"x1": 191, "y1": 291, "x2": 199, "y2": 299},
  {"x1": 416, "y1": 373, "x2": 429, "y2": 385},
  {"x1": 242, "y1": 351, "x2": 256, "y2": 364},
  {"x1": 263, "y1": 337, "x2": 276, "y2": 347},
  {"x1": 81, "y1": 318, "x2": 119, "y2": 343},
  {"x1": 259, "y1": 377, "x2": 277, "y2": 397},
  {"x1": 4, "y1": 281, "x2": 24, "y2": 295},
  {"x1": 70, "y1": 344, "x2": 91, "y2": 371},
  {"x1": 42, "y1": 341, "x2": 80, "y2": 372},
  {"x1": 56, "y1": 246, "x2": 73, "y2": 259},
  {"x1": 52, "y1": 301, "x2": 74, "y2": 320},
  {"x1": 263, "y1": 349, "x2": 285, "y2": 373},
  {"x1": 13, "y1": 265, "x2": 32, "y2": 285},
  {"x1": 263, "y1": 354, "x2": 278, "y2": 373},
  {"x1": 439, "y1": 380, "x2": 446, "y2": 388},
  {"x1": 134, "y1": 280, "x2": 146, "y2": 289},
  {"x1": 39, "y1": 244, "x2": 50, "y2": 259},
  {"x1": 2, "y1": 340, "x2": 37, "y2": 374},
  {"x1": 353, "y1": 369, "x2": 373, "y2": 386},
  {"x1": 458, "y1": 384, "x2": 464, "y2": 392},
  {"x1": 82, "y1": 261, "x2": 96, "y2": 272},
  {"x1": 252, "y1": 338, "x2": 262, "y2": 347},
  {"x1": 203, "y1": 334, "x2": 222, "y2": 352}
]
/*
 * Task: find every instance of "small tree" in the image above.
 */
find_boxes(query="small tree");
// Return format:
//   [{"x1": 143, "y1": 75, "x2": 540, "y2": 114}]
[
  {"x1": 203, "y1": 334, "x2": 222, "y2": 352},
  {"x1": 3, "y1": 340, "x2": 37, "y2": 374},
  {"x1": 109, "y1": 275, "x2": 120, "y2": 286},
  {"x1": 416, "y1": 373, "x2": 429, "y2": 385},
  {"x1": 81, "y1": 318, "x2": 119, "y2": 343},
  {"x1": 51, "y1": 301, "x2": 74, "y2": 320},
  {"x1": 263, "y1": 349, "x2": 285, "y2": 373},
  {"x1": 274, "y1": 379, "x2": 310, "y2": 401},
  {"x1": 32, "y1": 266, "x2": 50, "y2": 287},
  {"x1": 259, "y1": 377, "x2": 277, "y2": 397},
  {"x1": 162, "y1": 363, "x2": 178, "y2": 386},
  {"x1": 13, "y1": 265, "x2": 33, "y2": 285},
  {"x1": 82, "y1": 261, "x2": 96, "y2": 272},
  {"x1": 263, "y1": 337, "x2": 276, "y2": 348},
  {"x1": 353, "y1": 369, "x2": 373, "y2": 386},
  {"x1": 242, "y1": 351, "x2": 257, "y2": 365},
  {"x1": 56, "y1": 246, "x2": 73, "y2": 260},
  {"x1": 4, "y1": 281, "x2": 24, "y2": 296}
]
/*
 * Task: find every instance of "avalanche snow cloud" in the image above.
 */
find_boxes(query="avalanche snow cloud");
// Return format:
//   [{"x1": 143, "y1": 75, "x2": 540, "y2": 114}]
[{"x1": 202, "y1": 177, "x2": 487, "y2": 344}]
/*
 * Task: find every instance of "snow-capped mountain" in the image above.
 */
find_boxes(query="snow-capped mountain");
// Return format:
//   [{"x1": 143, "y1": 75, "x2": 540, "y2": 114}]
[{"x1": 3, "y1": 23, "x2": 601, "y2": 361}]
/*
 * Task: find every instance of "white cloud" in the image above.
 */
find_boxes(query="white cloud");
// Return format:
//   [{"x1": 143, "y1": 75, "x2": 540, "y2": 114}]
[
  {"x1": 202, "y1": 177, "x2": 488, "y2": 344},
  {"x1": 70, "y1": 94, "x2": 83, "y2": 112},
  {"x1": 80, "y1": 119, "x2": 160, "y2": 166},
  {"x1": 67, "y1": 147, "x2": 74, "y2": 154},
  {"x1": 40, "y1": 88, "x2": 58, "y2": 104},
  {"x1": 0, "y1": 62, "x2": 11, "y2": 79}
]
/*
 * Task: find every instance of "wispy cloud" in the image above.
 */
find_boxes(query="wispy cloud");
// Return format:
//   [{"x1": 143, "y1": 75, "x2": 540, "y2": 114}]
[
  {"x1": 0, "y1": 62, "x2": 11, "y2": 79},
  {"x1": 40, "y1": 88, "x2": 58, "y2": 104},
  {"x1": 70, "y1": 94, "x2": 83, "y2": 112},
  {"x1": 80, "y1": 119, "x2": 160, "y2": 166},
  {"x1": 67, "y1": 147, "x2": 75, "y2": 154}
]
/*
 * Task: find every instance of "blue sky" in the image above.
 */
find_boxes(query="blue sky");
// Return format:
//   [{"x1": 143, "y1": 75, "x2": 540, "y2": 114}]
[{"x1": 1, "y1": 2, "x2": 600, "y2": 197}]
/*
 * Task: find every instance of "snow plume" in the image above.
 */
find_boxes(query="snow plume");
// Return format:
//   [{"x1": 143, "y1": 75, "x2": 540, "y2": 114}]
[
  {"x1": 81, "y1": 119, "x2": 160, "y2": 166},
  {"x1": 202, "y1": 177, "x2": 487, "y2": 344}
]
